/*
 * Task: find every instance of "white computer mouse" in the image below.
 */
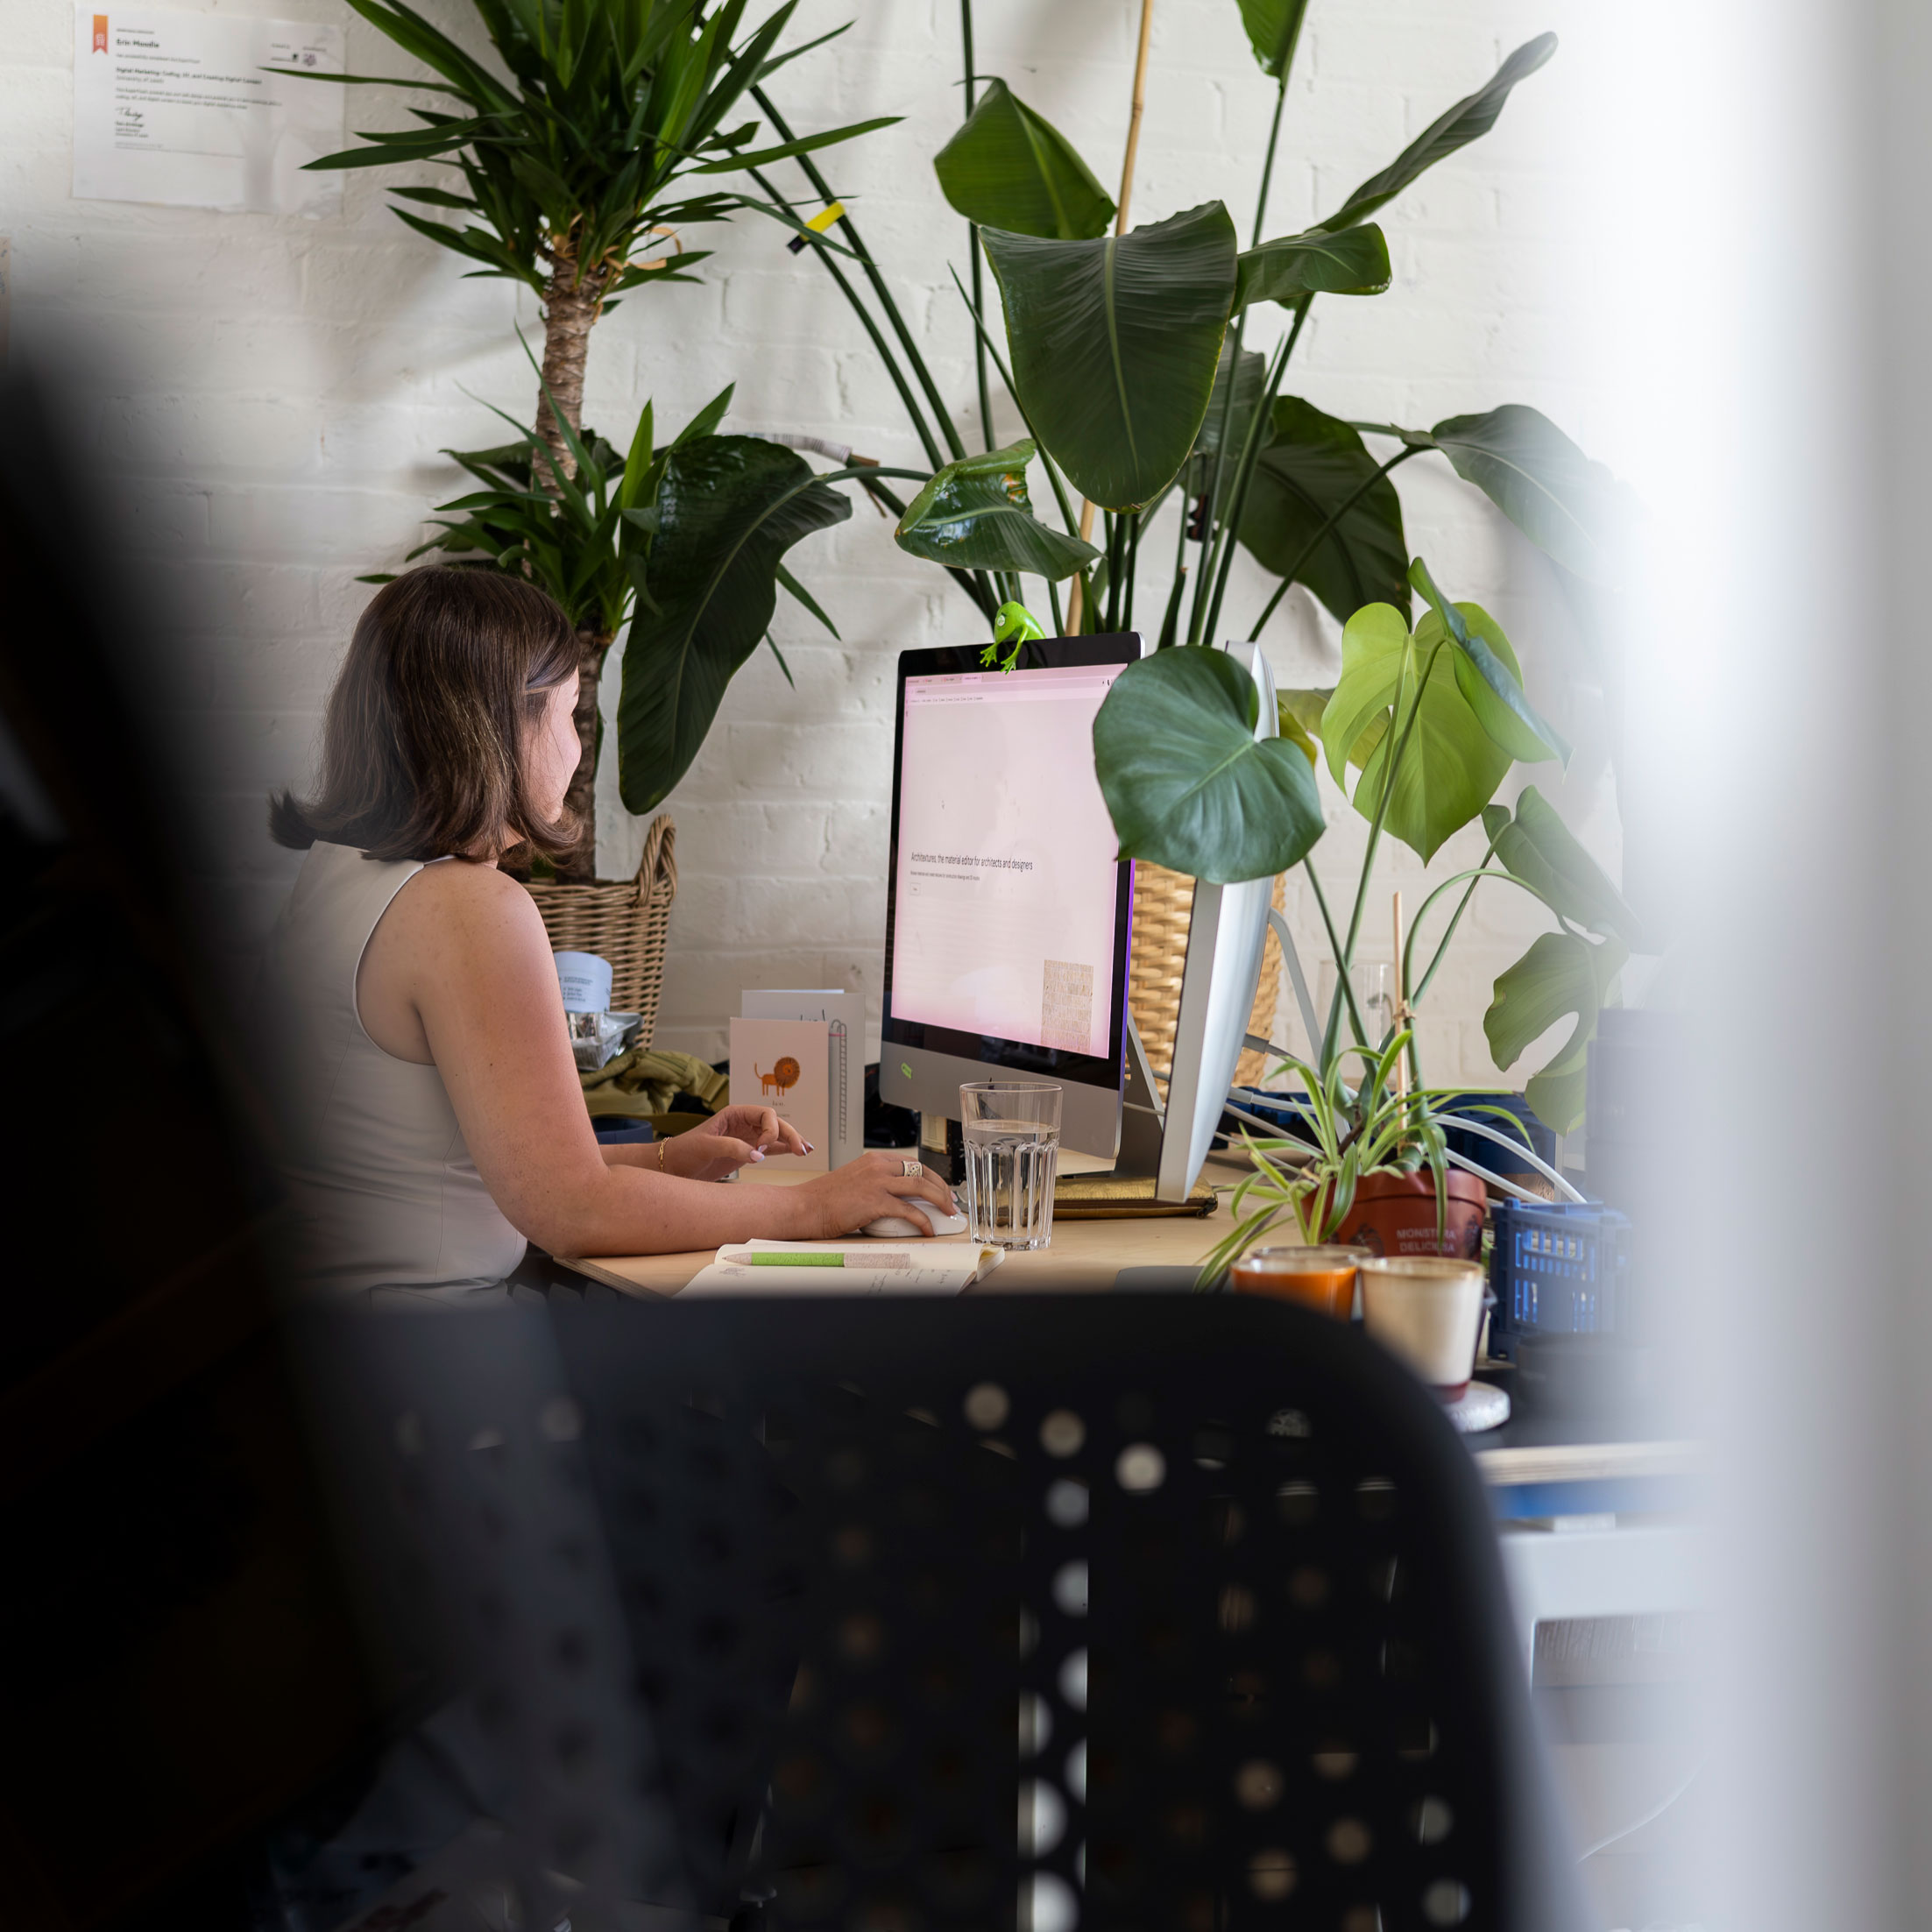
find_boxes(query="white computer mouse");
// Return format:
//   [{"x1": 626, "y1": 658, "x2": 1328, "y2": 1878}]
[{"x1": 861, "y1": 1202, "x2": 969, "y2": 1239}]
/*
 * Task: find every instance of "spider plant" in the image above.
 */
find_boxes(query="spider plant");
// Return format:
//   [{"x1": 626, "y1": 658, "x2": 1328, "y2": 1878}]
[
  {"x1": 1195, "y1": 1036, "x2": 1584, "y2": 1288},
  {"x1": 1199, "y1": 1032, "x2": 1455, "y2": 1273}
]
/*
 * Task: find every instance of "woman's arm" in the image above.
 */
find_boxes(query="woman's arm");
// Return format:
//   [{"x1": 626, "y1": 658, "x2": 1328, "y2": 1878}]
[{"x1": 374, "y1": 863, "x2": 957, "y2": 1256}]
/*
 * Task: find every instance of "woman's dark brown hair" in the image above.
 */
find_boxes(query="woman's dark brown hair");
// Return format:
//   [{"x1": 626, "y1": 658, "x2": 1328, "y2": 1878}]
[{"x1": 271, "y1": 566, "x2": 580, "y2": 862}]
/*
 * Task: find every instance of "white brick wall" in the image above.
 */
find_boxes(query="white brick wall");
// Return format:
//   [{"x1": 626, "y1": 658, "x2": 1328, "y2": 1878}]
[{"x1": 2, "y1": 0, "x2": 1617, "y2": 1090}]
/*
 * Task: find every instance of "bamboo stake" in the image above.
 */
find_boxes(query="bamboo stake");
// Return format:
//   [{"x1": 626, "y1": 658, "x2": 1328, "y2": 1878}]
[
  {"x1": 1391, "y1": 889, "x2": 1409, "y2": 1096},
  {"x1": 1068, "y1": 0, "x2": 1155, "y2": 634}
]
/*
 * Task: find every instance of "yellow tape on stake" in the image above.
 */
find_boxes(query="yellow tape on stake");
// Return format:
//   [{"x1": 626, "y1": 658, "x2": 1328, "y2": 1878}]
[{"x1": 786, "y1": 202, "x2": 846, "y2": 252}]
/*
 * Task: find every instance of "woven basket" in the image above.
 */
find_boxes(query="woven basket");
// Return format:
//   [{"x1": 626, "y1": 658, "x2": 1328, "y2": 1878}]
[
  {"x1": 524, "y1": 814, "x2": 677, "y2": 1049},
  {"x1": 1129, "y1": 862, "x2": 1286, "y2": 1096}
]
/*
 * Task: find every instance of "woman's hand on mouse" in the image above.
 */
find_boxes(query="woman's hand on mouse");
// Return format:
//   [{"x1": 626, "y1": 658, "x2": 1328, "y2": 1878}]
[
  {"x1": 666, "y1": 1105, "x2": 808, "y2": 1181},
  {"x1": 791, "y1": 1150, "x2": 960, "y2": 1239}
]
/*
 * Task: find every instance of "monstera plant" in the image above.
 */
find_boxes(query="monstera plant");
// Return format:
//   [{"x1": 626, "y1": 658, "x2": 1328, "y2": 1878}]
[{"x1": 751, "y1": 2, "x2": 1638, "y2": 1131}]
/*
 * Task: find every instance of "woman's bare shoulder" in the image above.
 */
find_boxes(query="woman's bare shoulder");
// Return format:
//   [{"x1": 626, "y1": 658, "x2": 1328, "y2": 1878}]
[{"x1": 390, "y1": 859, "x2": 549, "y2": 954}]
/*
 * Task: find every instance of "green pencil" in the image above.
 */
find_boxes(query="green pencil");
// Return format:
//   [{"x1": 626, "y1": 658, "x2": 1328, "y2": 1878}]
[{"x1": 747, "y1": 1251, "x2": 850, "y2": 1267}]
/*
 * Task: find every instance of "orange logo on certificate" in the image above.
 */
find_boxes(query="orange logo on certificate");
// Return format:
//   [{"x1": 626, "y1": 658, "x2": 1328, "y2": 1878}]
[{"x1": 92, "y1": 14, "x2": 108, "y2": 50}]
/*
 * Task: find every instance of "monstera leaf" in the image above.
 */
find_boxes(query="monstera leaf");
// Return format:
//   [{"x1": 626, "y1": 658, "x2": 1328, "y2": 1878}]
[
  {"x1": 894, "y1": 441, "x2": 1100, "y2": 580},
  {"x1": 1234, "y1": 223, "x2": 1391, "y2": 308},
  {"x1": 1321, "y1": 598, "x2": 1546, "y2": 862},
  {"x1": 1236, "y1": 0, "x2": 1312, "y2": 76},
  {"x1": 618, "y1": 437, "x2": 850, "y2": 812},
  {"x1": 1093, "y1": 647, "x2": 1326, "y2": 884},
  {"x1": 1426, "y1": 405, "x2": 1636, "y2": 584},
  {"x1": 1484, "y1": 929, "x2": 1629, "y2": 1132},
  {"x1": 1236, "y1": 398, "x2": 1410, "y2": 625},
  {"x1": 1316, "y1": 34, "x2": 1557, "y2": 232},
  {"x1": 981, "y1": 202, "x2": 1239, "y2": 511},
  {"x1": 1482, "y1": 789, "x2": 1647, "y2": 949},
  {"x1": 1410, "y1": 556, "x2": 1568, "y2": 766},
  {"x1": 933, "y1": 78, "x2": 1115, "y2": 239}
]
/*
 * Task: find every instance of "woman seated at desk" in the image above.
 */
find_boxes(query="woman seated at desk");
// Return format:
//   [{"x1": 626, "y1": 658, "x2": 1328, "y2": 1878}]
[{"x1": 263, "y1": 566, "x2": 956, "y2": 1301}]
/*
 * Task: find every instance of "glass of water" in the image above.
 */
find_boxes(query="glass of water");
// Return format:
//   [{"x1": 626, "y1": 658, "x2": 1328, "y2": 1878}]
[{"x1": 959, "y1": 1082, "x2": 1063, "y2": 1250}]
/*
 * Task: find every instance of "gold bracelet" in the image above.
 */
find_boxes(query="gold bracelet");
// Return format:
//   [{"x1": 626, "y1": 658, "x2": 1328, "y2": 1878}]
[{"x1": 656, "y1": 1139, "x2": 666, "y2": 1172}]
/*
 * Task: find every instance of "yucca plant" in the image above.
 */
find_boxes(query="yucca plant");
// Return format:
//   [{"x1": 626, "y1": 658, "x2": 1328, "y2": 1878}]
[
  {"x1": 279, "y1": 0, "x2": 892, "y2": 875},
  {"x1": 403, "y1": 368, "x2": 927, "y2": 867},
  {"x1": 288, "y1": 0, "x2": 889, "y2": 480}
]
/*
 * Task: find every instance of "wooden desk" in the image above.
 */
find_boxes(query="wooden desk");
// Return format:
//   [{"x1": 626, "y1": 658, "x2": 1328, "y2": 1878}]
[{"x1": 560, "y1": 1166, "x2": 1228, "y2": 1297}]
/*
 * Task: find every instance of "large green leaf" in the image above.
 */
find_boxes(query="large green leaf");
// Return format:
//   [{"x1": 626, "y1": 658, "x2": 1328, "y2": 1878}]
[
  {"x1": 1317, "y1": 34, "x2": 1557, "y2": 232},
  {"x1": 1236, "y1": 0, "x2": 1312, "y2": 77},
  {"x1": 1483, "y1": 788, "x2": 1648, "y2": 948},
  {"x1": 1427, "y1": 405, "x2": 1635, "y2": 584},
  {"x1": 1234, "y1": 223, "x2": 1391, "y2": 308},
  {"x1": 933, "y1": 77, "x2": 1114, "y2": 239},
  {"x1": 1193, "y1": 341, "x2": 1268, "y2": 459},
  {"x1": 1484, "y1": 929, "x2": 1629, "y2": 1132},
  {"x1": 618, "y1": 436, "x2": 850, "y2": 813},
  {"x1": 893, "y1": 440, "x2": 1101, "y2": 581},
  {"x1": 1321, "y1": 601, "x2": 1525, "y2": 862},
  {"x1": 1236, "y1": 398, "x2": 1410, "y2": 626},
  {"x1": 1409, "y1": 556, "x2": 1568, "y2": 765},
  {"x1": 982, "y1": 202, "x2": 1240, "y2": 512},
  {"x1": 1094, "y1": 648, "x2": 1326, "y2": 884}
]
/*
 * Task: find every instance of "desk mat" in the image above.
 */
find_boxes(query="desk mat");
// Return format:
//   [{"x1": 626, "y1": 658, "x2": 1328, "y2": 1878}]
[{"x1": 1052, "y1": 1171, "x2": 1219, "y2": 1219}]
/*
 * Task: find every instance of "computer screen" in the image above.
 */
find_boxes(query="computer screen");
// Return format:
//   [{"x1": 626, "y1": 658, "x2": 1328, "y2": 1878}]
[{"x1": 881, "y1": 636, "x2": 1138, "y2": 1121}]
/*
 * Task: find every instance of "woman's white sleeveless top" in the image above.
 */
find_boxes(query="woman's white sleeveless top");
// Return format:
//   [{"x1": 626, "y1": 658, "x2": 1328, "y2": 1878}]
[{"x1": 264, "y1": 839, "x2": 526, "y2": 1300}]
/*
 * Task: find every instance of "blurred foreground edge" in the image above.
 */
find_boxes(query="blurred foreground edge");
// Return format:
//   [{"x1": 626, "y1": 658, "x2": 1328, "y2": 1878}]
[{"x1": 0, "y1": 365, "x2": 379, "y2": 1928}]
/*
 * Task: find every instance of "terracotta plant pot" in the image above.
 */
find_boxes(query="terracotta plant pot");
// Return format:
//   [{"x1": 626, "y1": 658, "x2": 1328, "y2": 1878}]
[{"x1": 1332, "y1": 1168, "x2": 1486, "y2": 1261}]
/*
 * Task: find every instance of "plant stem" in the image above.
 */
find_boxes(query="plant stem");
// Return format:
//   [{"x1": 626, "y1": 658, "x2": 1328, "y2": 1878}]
[
  {"x1": 753, "y1": 86, "x2": 967, "y2": 463},
  {"x1": 1403, "y1": 858, "x2": 1580, "y2": 1011},
  {"x1": 1340, "y1": 640, "x2": 1444, "y2": 975},
  {"x1": 1245, "y1": 445, "x2": 1425, "y2": 640},
  {"x1": 1252, "y1": 74, "x2": 1289, "y2": 246},
  {"x1": 1156, "y1": 563, "x2": 1187, "y2": 648},
  {"x1": 535, "y1": 242, "x2": 605, "y2": 483},
  {"x1": 754, "y1": 166, "x2": 945, "y2": 471},
  {"x1": 1048, "y1": 576, "x2": 1065, "y2": 633},
  {"x1": 1124, "y1": 509, "x2": 1143, "y2": 632},
  {"x1": 1405, "y1": 846, "x2": 1500, "y2": 1009},
  {"x1": 1303, "y1": 858, "x2": 1369, "y2": 1062},
  {"x1": 1184, "y1": 67, "x2": 1292, "y2": 643},
  {"x1": 960, "y1": 2, "x2": 995, "y2": 451},
  {"x1": 1187, "y1": 328, "x2": 1242, "y2": 642},
  {"x1": 1200, "y1": 297, "x2": 1309, "y2": 645}
]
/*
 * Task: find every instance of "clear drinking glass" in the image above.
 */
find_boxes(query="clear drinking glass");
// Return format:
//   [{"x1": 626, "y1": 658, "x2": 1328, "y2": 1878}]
[
  {"x1": 959, "y1": 1082, "x2": 1063, "y2": 1249},
  {"x1": 1315, "y1": 959, "x2": 1397, "y2": 1051}
]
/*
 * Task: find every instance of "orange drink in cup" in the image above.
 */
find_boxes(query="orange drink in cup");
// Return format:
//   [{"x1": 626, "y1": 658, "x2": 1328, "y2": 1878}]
[{"x1": 1228, "y1": 1245, "x2": 1370, "y2": 1320}]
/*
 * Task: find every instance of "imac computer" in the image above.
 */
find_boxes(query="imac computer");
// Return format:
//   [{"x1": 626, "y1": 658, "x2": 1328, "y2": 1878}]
[{"x1": 879, "y1": 633, "x2": 1284, "y2": 1200}]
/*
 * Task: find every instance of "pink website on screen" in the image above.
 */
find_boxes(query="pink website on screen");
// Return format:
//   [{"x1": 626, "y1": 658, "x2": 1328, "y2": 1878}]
[{"x1": 891, "y1": 662, "x2": 1124, "y2": 1058}]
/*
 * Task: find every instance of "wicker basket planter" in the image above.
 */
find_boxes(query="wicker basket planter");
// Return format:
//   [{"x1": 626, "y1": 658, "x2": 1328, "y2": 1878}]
[
  {"x1": 1129, "y1": 861, "x2": 1287, "y2": 1096},
  {"x1": 524, "y1": 814, "x2": 677, "y2": 1050}
]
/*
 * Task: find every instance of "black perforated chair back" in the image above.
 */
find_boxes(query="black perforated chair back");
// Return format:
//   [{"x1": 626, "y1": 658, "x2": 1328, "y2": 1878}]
[{"x1": 315, "y1": 1293, "x2": 1582, "y2": 1932}]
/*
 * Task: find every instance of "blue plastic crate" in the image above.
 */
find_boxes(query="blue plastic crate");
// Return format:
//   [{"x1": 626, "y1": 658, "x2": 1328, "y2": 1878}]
[{"x1": 1487, "y1": 1200, "x2": 1633, "y2": 1359}]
